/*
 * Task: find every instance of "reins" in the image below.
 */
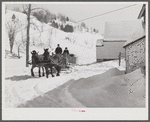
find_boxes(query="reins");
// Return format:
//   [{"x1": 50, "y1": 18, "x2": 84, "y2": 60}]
[{"x1": 29, "y1": 53, "x2": 68, "y2": 67}]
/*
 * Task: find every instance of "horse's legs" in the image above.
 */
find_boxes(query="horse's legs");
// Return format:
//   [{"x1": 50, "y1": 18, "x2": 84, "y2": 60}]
[
  {"x1": 45, "y1": 66, "x2": 49, "y2": 78},
  {"x1": 38, "y1": 66, "x2": 41, "y2": 77},
  {"x1": 50, "y1": 65, "x2": 54, "y2": 77},
  {"x1": 56, "y1": 65, "x2": 61, "y2": 76},
  {"x1": 31, "y1": 65, "x2": 35, "y2": 77},
  {"x1": 42, "y1": 67, "x2": 45, "y2": 76}
]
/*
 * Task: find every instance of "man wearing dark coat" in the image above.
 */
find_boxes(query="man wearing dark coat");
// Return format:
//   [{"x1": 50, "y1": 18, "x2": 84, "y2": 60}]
[
  {"x1": 63, "y1": 47, "x2": 70, "y2": 68},
  {"x1": 55, "y1": 44, "x2": 62, "y2": 54},
  {"x1": 63, "y1": 47, "x2": 69, "y2": 55}
]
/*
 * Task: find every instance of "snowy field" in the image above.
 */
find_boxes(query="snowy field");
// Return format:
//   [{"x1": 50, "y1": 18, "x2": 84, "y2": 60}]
[{"x1": 4, "y1": 53, "x2": 125, "y2": 108}]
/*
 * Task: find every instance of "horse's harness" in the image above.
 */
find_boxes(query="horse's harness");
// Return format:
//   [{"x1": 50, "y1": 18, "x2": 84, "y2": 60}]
[{"x1": 29, "y1": 53, "x2": 67, "y2": 67}]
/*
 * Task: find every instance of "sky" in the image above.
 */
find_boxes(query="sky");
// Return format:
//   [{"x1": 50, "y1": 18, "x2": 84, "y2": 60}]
[{"x1": 5, "y1": 2, "x2": 144, "y2": 34}]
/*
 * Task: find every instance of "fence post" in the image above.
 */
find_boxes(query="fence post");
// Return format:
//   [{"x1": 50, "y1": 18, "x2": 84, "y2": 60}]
[{"x1": 119, "y1": 52, "x2": 121, "y2": 66}]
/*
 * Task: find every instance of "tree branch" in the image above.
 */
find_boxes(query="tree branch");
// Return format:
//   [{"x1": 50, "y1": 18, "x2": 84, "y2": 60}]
[
  {"x1": 22, "y1": 4, "x2": 29, "y2": 15},
  {"x1": 22, "y1": 5, "x2": 27, "y2": 12},
  {"x1": 30, "y1": 22, "x2": 41, "y2": 37},
  {"x1": 5, "y1": 22, "x2": 12, "y2": 32},
  {"x1": 29, "y1": 16, "x2": 35, "y2": 20},
  {"x1": 15, "y1": 26, "x2": 27, "y2": 33},
  {"x1": 31, "y1": 8, "x2": 46, "y2": 12},
  {"x1": 25, "y1": 4, "x2": 29, "y2": 10}
]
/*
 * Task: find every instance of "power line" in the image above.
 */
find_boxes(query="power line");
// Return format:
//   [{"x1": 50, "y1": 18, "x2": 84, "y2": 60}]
[
  {"x1": 23, "y1": 4, "x2": 138, "y2": 36},
  {"x1": 8, "y1": 4, "x2": 139, "y2": 40},
  {"x1": 76, "y1": 4, "x2": 137, "y2": 23}
]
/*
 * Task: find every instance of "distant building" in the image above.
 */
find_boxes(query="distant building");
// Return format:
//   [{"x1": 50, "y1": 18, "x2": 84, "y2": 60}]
[
  {"x1": 96, "y1": 39, "x2": 103, "y2": 61},
  {"x1": 96, "y1": 20, "x2": 142, "y2": 60},
  {"x1": 123, "y1": 4, "x2": 146, "y2": 74}
]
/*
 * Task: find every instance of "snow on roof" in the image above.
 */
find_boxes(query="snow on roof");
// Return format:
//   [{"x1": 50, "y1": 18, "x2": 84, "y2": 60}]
[
  {"x1": 104, "y1": 20, "x2": 143, "y2": 41},
  {"x1": 96, "y1": 39, "x2": 103, "y2": 46},
  {"x1": 94, "y1": 33, "x2": 103, "y2": 39},
  {"x1": 138, "y1": 4, "x2": 146, "y2": 19},
  {"x1": 123, "y1": 21, "x2": 145, "y2": 47}
]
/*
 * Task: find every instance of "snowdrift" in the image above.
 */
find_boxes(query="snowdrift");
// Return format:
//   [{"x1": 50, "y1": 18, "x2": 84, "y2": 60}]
[
  {"x1": 17, "y1": 67, "x2": 145, "y2": 108},
  {"x1": 69, "y1": 68, "x2": 145, "y2": 107}
]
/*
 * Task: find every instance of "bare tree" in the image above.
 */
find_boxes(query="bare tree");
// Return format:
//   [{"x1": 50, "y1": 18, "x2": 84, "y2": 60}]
[
  {"x1": 26, "y1": 4, "x2": 31, "y2": 67},
  {"x1": 15, "y1": 28, "x2": 26, "y2": 58},
  {"x1": 57, "y1": 13, "x2": 66, "y2": 22},
  {"x1": 5, "y1": 6, "x2": 7, "y2": 14},
  {"x1": 22, "y1": 4, "x2": 45, "y2": 67},
  {"x1": 12, "y1": 7, "x2": 21, "y2": 12},
  {"x1": 5, "y1": 14, "x2": 22, "y2": 53},
  {"x1": 81, "y1": 22, "x2": 86, "y2": 29}
]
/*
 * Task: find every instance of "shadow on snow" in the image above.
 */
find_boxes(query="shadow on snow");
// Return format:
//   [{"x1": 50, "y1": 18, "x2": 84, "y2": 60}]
[{"x1": 5, "y1": 75, "x2": 41, "y2": 81}]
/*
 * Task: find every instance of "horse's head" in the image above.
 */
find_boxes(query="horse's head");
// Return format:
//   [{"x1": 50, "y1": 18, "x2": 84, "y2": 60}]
[
  {"x1": 43, "y1": 48, "x2": 50, "y2": 61},
  {"x1": 44, "y1": 48, "x2": 49, "y2": 54},
  {"x1": 31, "y1": 50, "x2": 37, "y2": 56},
  {"x1": 31, "y1": 50, "x2": 39, "y2": 64}
]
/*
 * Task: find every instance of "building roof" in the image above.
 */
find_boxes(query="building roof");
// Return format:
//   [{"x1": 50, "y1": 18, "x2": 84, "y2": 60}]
[
  {"x1": 104, "y1": 20, "x2": 143, "y2": 41},
  {"x1": 138, "y1": 4, "x2": 146, "y2": 19},
  {"x1": 123, "y1": 20, "x2": 145, "y2": 47},
  {"x1": 96, "y1": 39, "x2": 103, "y2": 46}
]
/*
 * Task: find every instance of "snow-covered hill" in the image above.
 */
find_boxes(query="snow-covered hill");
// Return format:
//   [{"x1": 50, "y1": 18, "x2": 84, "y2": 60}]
[{"x1": 5, "y1": 10, "x2": 103, "y2": 64}]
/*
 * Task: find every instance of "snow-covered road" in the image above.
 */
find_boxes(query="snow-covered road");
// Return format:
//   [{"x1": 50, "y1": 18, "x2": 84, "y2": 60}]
[{"x1": 4, "y1": 56, "x2": 125, "y2": 108}]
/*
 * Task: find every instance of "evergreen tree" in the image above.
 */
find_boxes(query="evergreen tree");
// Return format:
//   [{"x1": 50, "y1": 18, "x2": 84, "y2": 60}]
[
  {"x1": 93, "y1": 28, "x2": 96, "y2": 32},
  {"x1": 57, "y1": 13, "x2": 66, "y2": 22},
  {"x1": 81, "y1": 22, "x2": 86, "y2": 28},
  {"x1": 60, "y1": 24, "x2": 64, "y2": 31},
  {"x1": 66, "y1": 17, "x2": 69, "y2": 21},
  {"x1": 64, "y1": 24, "x2": 73, "y2": 32}
]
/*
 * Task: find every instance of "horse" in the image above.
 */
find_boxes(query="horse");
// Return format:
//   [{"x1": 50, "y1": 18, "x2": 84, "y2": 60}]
[
  {"x1": 43, "y1": 48, "x2": 63, "y2": 78},
  {"x1": 30, "y1": 50, "x2": 45, "y2": 77}
]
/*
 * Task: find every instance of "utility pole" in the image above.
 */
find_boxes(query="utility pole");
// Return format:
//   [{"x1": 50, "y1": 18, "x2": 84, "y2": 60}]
[{"x1": 26, "y1": 4, "x2": 31, "y2": 67}]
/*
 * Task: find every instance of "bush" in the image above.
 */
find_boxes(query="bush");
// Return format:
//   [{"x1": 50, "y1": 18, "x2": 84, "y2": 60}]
[
  {"x1": 57, "y1": 13, "x2": 66, "y2": 22},
  {"x1": 66, "y1": 17, "x2": 69, "y2": 21},
  {"x1": 81, "y1": 22, "x2": 86, "y2": 29},
  {"x1": 51, "y1": 21, "x2": 58, "y2": 28},
  {"x1": 64, "y1": 24, "x2": 73, "y2": 32},
  {"x1": 32, "y1": 10, "x2": 57, "y2": 23},
  {"x1": 60, "y1": 24, "x2": 64, "y2": 31},
  {"x1": 32, "y1": 10, "x2": 45, "y2": 23},
  {"x1": 12, "y1": 7, "x2": 21, "y2": 12}
]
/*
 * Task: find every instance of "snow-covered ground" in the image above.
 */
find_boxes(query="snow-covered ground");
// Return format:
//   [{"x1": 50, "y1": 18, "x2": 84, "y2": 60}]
[
  {"x1": 5, "y1": 10, "x2": 103, "y2": 65},
  {"x1": 4, "y1": 53, "x2": 125, "y2": 108},
  {"x1": 4, "y1": 10, "x2": 126, "y2": 108}
]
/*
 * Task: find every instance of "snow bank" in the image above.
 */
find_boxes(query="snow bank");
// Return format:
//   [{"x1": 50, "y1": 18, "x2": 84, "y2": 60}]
[{"x1": 69, "y1": 68, "x2": 145, "y2": 107}]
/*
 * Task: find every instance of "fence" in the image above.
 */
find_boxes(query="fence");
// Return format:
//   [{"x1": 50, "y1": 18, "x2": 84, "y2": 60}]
[{"x1": 118, "y1": 52, "x2": 125, "y2": 66}]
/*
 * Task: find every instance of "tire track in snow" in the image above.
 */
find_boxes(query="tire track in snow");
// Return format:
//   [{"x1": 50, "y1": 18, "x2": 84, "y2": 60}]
[
  {"x1": 34, "y1": 84, "x2": 44, "y2": 96},
  {"x1": 59, "y1": 80, "x2": 86, "y2": 107},
  {"x1": 33, "y1": 80, "x2": 86, "y2": 107},
  {"x1": 12, "y1": 86, "x2": 25, "y2": 106},
  {"x1": 34, "y1": 83, "x2": 61, "y2": 104}
]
